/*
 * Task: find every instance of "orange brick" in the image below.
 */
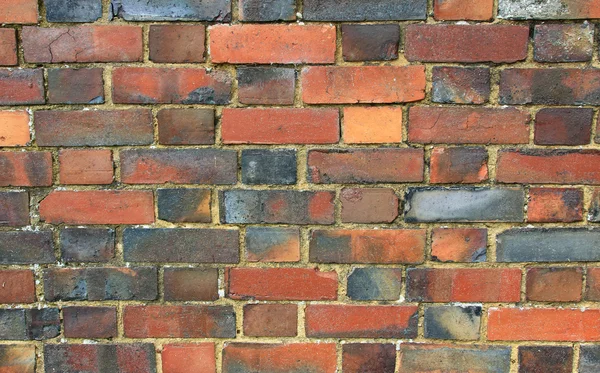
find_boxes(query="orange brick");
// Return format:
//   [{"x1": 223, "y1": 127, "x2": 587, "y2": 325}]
[
  {"x1": 162, "y1": 344, "x2": 215, "y2": 373},
  {"x1": 0, "y1": 0, "x2": 38, "y2": 23},
  {"x1": 0, "y1": 111, "x2": 30, "y2": 147},
  {"x1": 59, "y1": 149, "x2": 113, "y2": 185},
  {"x1": 434, "y1": 0, "x2": 494, "y2": 20},
  {"x1": 343, "y1": 107, "x2": 402, "y2": 144}
]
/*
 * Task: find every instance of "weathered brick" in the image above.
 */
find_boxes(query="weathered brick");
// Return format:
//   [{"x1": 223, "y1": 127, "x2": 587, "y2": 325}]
[
  {"x1": 123, "y1": 228, "x2": 239, "y2": 263},
  {"x1": 310, "y1": 229, "x2": 425, "y2": 264},
  {"x1": 406, "y1": 25, "x2": 528, "y2": 63},
  {"x1": 222, "y1": 108, "x2": 339, "y2": 144},
  {"x1": 59, "y1": 149, "x2": 113, "y2": 185},
  {"x1": 23, "y1": 26, "x2": 142, "y2": 63},
  {"x1": 63, "y1": 306, "x2": 117, "y2": 339},
  {"x1": 497, "y1": 149, "x2": 600, "y2": 184},
  {"x1": 35, "y1": 109, "x2": 153, "y2": 147},
  {"x1": 157, "y1": 108, "x2": 214, "y2": 145},
  {"x1": 162, "y1": 344, "x2": 215, "y2": 373},
  {"x1": 0, "y1": 270, "x2": 35, "y2": 303},
  {"x1": 0, "y1": 345, "x2": 35, "y2": 373},
  {"x1": 0, "y1": 69, "x2": 44, "y2": 105},
  {"x1": 498, "y1": 0, "x2": 600, "y2": 19},
  {"x1": 124, "y1": 305, "x2": 235, "y2": 338},
  {"x1": 424, "y1": 305, "x2": 481, "y2": 340},
  {"x1": 241, "y1": 149, "x2": 297, "y2": 185},
  {"x1": 399, "y1": 344, "x2": 511, "y2": 373},
  {"x1": 111, "y1": 0, "x2": 231, "y2": 21},
  {"x1": 220, "y1": 190, "x2": 334, "y2": 224},
  {"x1": 407, "y1": 268, "x2": 521, "y2": 302},
  {"x1": 44, "y1": 344, "x2": 156, "y2": 373},
  {"x1": 149, "y1": 25, "x2": 205, "y2": 63},
  {"x1": 239, "y1": 0, "x2": 295, "y2": 21},
  {"x1": 347, "y1": 268, "x2": 402, "y2": 301},
  {"x1": 430, "y1": 147, "x2": 488, "y2": 184},
  {"x1": 302, "y1": 66, "x2": 425, "y2": 104},
  {"x1": 434, "y1": 0, "x2": 494, "y2": 20},
  {"x1": 60, "y1": 228, "x2": 115, "y2": 263},
  {"x1": 432, "y1": 67, "x2": 490, "y2": 104},
  {"x1": 0, "y1": 231, "x2": 54, "y2": 264},
  {"x1": 497, "y1": 228, "x2": 600, "y2": 262},
  {"x1": 44, "y1": 0, "x2": 102, "y2": 22},
  {"x1": 581, "y1": 345, "x2": 600, "y2": 372},
  {"x1": 343, "y1": 344, "x2": 395, "y2": 373},
  {"x1": 305, "y1": 305, "x2": 418, "y2": 338},
  {"x1": 303, "y1": 0, "x2": 426, "y2": 20},
  {"x1": 409, "y1": 107, "x2": 530, "y2": 144},
  {"x1": 343, "y1": 107, "x2": 402, "y2": 144},
  {"x1": 237, "y1": 67, "x2": 295, "y2": 105},
  {"x1": 500, "y1": 68, "x2": 600, "y2": 105},
  {"x1": 308, "y1": 148, "x2": 424, "y2": 184},
  {"x1": 0, "y1": 191, "x2": 28, "y2": 227},
  {"x1": 519, "y1": 346, "x2": 573, "y2": 373},
  {"x1": 431, "y1": 228, "x2": 487, "y2": 263},
  {"x1": 0, "y1": 308, "x2": 59, "y2": 340},
  {"x1": 488, "y1": 308, "x2": 600, "y2": 341},
  {"x1": 526, "y1": 267, "x2": 583, "y2": 302},
  {"x1": 589, "y1": 188, "x2": 600, "y2": 222},
  {"x1": 43, "y1": 267, "x2": 157, "y2": 301},
  {"x1": 120, "y1": 149, "x2": 237, "y2": 184},
  {"x1": 157, "y1": 189, "x2": 211, "y2": 223},
  {"x1": 40, "y1": 190, "x2": 154, "y2": 225},
  {"x1": 0, "y1": 0, "x2": 38, "y2": 23},
  {"x1": 222, "y1": 343, "x2": 336, "y2": 373},
  {"x1": 527, "y1": 188, "x2": 583, "y2": 222},
  {"x1": 586, "y1": 268, "x2": 600, "y2": 300},
  {"x1": 534, "y1": 108, "x2": 593, "y2": 145},
  {"x1": 113, "y1": 67, "x2": 231, "y2": 104},
  {"x1": 341, "y1": 188, "x2": 398, "y2": 223},
  {"x1": 245, "y1": 227, "x2": 300, "y2": 262},
  {"x1": 534, "y1": 24, "x2": 594, "y2": 62},
  {"x1": 0, "y1": 29, "x2": 17, "y2": 66},
  {"x1": 342, "y1": 24, "x2": 399, "y2": 61},
  {"x1": 163, "y1": 268, "x2": 218, "y2": 301},
  {"x1": 405, "y1": 187, "x2": 524, "y2": 222},
  {"x1": 0, "y1": 111, "x2": 30, "y2": 147},
  {"x1": 227, "y1": 268, "x2": 337, "y2": 301},
  {"x1": 243, "y1": 304, "x2": 297, "y2": 337},
  {"x1": 47, "y1": 68, "x2": 104, "y2": 104},
  {"x1": 210, "y1": 24, "x2": 335, "y2": 64}
]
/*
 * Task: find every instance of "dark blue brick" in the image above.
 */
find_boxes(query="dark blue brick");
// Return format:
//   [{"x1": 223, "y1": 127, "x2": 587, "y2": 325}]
[{"x1": 241, "y1": 149, "x2": 297, "y2": 185}]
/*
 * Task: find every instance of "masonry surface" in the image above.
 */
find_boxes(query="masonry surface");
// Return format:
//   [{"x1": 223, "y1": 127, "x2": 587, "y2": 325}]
[{"x1": 1, "y1": 0, "x2": 600, "y2": 372}]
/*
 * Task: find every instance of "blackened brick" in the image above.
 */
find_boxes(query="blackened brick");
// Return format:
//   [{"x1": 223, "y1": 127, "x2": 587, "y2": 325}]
[
  {"x1": 0, "y1": 308, "x2": 59, "y2": 340},
  {"x1": 44, "y1": 0, "x2": 102, "y2": 22},
  {"x1": 157, "y1": 189, "x2": 211, "y2": 223},
  {"x1": 157, "y1": 108, "x2": 215, "y2": 145},
  {"x1": 44, "y1": 344, "x2": 157, "y2": 372},
  {"x1": 534, "y1": 108, "x2": 593, "y2": 145},
  {"x1": 342, "y1": 24, "x2": 399, "y2": 61},
  {"x1": 424, "y1": 305, "x2": 481, "y2": 340},
  {"x1": 534, "y1": 23, "x2": 594, "y2": 62},
  {"x1": 0, "y1": 231, "x2": 54, "y2": 264},
  {"x1": 303, "y1": 0, "x2": 426, "y2": 21},
  {"x1": 241, "y1": 149, "x2": 297, "y2": 185},
  {"x1": 432, "y1": 67, "x2": 490, "y2": 104},
  {"x1": 60, "y1": 228, "x2": 115, "y2": 263},
  {"x1": 519, "y1": 346, "x2": 573, "y2": 373},
  {"x1": 245, "y1": 227, "x2": 300, "y2": 262},
  {"x1": 239, "y1": 0, "x2": 295, "y2": 21},
  {"x1": 237, "y1": 67, "x2": 295, "y2": 105},
  {"x1": 0, "y1": 191, "x2": 28, "y2": 227},
  {"x1": 347, "y1": 267, "x2": 402, "y2": 301},
  {"x1": 111, "y1": 0, "x2": 231, "y2": 21}
]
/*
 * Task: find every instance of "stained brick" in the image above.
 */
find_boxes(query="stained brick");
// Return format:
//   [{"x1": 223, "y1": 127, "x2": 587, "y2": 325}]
[
  {"x1": 44, "y1": 344, "x2": 156, "y2": 372},
  {"x1": 399, "y1": 344, "x2": 511, "y2": 372},
  {"x1": 157, "y1": 108, "x2": 214, "y2": 145},
  {"x1": 0, "y1": 231, "x2": 54, "y2": 264},
  {"x1": 341, "y1": 188, "x2": 398, "y2": 223},
  {"x1": 44, "y1": 0, "x2": 102, "y2": 22},
  {"x1": 47, "y1": 68, "x2": 104, "y2": 104},
  {"x1": 526, "y1": 267, "x2": 583, "y2": 302},
  {"x1": 303, "y1": 0, "x2": 426, "y2": 21},
  {"x1": 163, "y1": 268, "x2": 219, "y2": 301},
  {"x1": 0, "y1": 308, "x2": 59, "y2": 340},
  {"x1": 149, "y1": 25, "x2": 205, "y2": 63},
  {"x1": 586, "y1": 268, "x2": 600, "y2": 300},
  {"x1": 431, "y1": 228, "x2": 487, "y2": 263},
  {"x1": 343, "y1": 344, "x2": 395, "y2": 373},
  {"x1": 111, "y1": 0, "x2": 231, "y2": 21},
  {"x1": 239, "y1": 0, "x2": 295, "y2": 21},
  {"x1": 245, "y1": 227, "x2": 300, "y2": 262},
  {"x1": 432, "y1": 67, "x2": 490, "y2": 104},
  {"x1": 241, "y1": 149, "x2": 297, "y2": 185},
  {"x1": 534, "y1": 108, "x2": 593, "y2": 145},
  {"x1": 534, "y1": 24, "x2": 594, "y2": 62},
  {"x1": 0, "y1": 345, "x2": 35, "y2": 373},
  {"x1": 63, "y1": 306, "x2": 117, "y2": 339},
  {"x1": 60, "y1": 228, "x2": 115, "y2": 263},
  {"x1": 342, "y1": 24, "x2": 400, "y2": 61},
  {"x1": 237, "y1": 67, "x2": 295, "y2": 105},
  {"x1": 519, "y1": 346, "x2": 573, "y2": 373},
  {"x1": 430, "y1": 147, "x2": 488, "y2": 184},
  {"x1": 157, "y1": 189, "x2": 211, "y2": 223},
  {"x1": 499, "y1": 0, "x2": 600, "y2": 19},
  {"x1": 527, "y1": 188, "x2": 583, "y2": 222},
  {"x1": 0, "y1": 191, "x2": 29, "y2": 227},
  {"x1": 581, "y1": 345, "x2": 600, "y2": 372},
  {"x1": 243, "y1": 304, "x2": 298, "y2": 337},
  {"x1": 424, "y1": 305, "x2": 481, "y2": 340},
  {"x1": 59, "y1": 149, "x2": 113, "y2": 185},
  {"x1": 347, "y1": 268, "x2": 402, "y2": 301}
]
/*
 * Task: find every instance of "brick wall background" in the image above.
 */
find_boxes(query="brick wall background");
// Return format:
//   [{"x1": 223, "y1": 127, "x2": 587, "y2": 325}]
[{"x1": 1, "y1": 0, "x2": 600, "y2": 372}]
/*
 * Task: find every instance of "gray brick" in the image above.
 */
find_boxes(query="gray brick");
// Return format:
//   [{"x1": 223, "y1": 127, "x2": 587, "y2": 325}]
[
  {"x1": 0, "y1": 231, "x2": 54, "y2": 264},
  {"x1": 111, "y1": 0, "x2": 231, "y2": 21},
  {"x1": 239, "y1": 0, "x2": 295, "y2": 21},
  {"x1": 303, "y1": 0, "x2": 426, "y2": 21},
  {"x1": 157, "y1": 189, "x2": 211, "y2": 223},
  {"x1": 60, "y1": 228, "x2": 115, "y2": 263},
  {"x1": 347, "y1": 268, "x2": 402, "y2": 301},
  {"x1": 580, "y1": 345, "x2": 600, "y2": 373},
  {"x1": 404, "y1": 187, "x2": 524, "y2": 222},
  {"x1": 399, "y1": 344, "x2": 511, "y2": 373},
  {"x1": 498, "y1": 0, "x2": 588, "y2": 19},
  {"x1": 0, "y1": 308, "x2": 59, "y2": 340},
  {"x1": 497, "y1": 228, "x2": 600, "y2": 262},
  {"x1": 45, "y1": 0, "x2": 102, "y2": 22},
  {"x1": 241, "y1": 149, "x2": 297, "y2": 185},
  {"x1": 424, "y1": 305, "x2": 481, "y2": 340}
]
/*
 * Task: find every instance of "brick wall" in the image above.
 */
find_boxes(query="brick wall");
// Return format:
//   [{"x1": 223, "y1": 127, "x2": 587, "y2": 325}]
[{"x1": 0, "y1": 0, "x2": 599, "y2": 372}]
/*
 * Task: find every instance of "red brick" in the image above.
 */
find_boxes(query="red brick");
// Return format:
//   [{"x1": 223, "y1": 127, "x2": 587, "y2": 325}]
[
  {"x1": 0, "y1": 29, "x2": 17, "y2": 66},
  {"x1": 308, "y1": 148, "x2": 424, "y2": 183},
  {"x1": 162, "y1": 344, "x2": 215, "y2": 373},
  {"x1": 157, "y1": 108, "x2": 214, "y2": 145},
  {"x1": 497, "y1": 149, "x2": 600, "y2": 184},
  {"x1": 39, "y1": 191, "x2": 154, "y2": 225},
  {"x1": 341, "y1": 188, "x2": 399, "y2": 223},
  {"x1": 0, "y1": 0, "x2": 38, "y2": 23},
  {"x1": 305, "y1": 305, "x2": 418, "y2": 338},
  {"x1": 406, "y1": 25, "x2": 528, "y2": 62},
  {"x1": 0, "y1": 69, "x2": 44, "y2": 105},
  {"x1": 23, "y1": 26, "x2": 142, "y2": 63},
  {"x1": 526, "y1": 267, "x2": 583, "y2": 302},
  {"x1": 63, "y1": 307, "x2": 117, "y2": 339},
  {"x1": 488, "y1": 308, "x2": 600, "y2": 341},
  {"x1": 0, "y1": 270, "x2": 35, "y2": 303},
  {"x1": 430, "y1": 147, "x2": 488, "y2": 183},
  {"x1": 0, "y1": 111, "x2": 30, "y2": 147},
  {"x1": 149, "y1": 25, "x2": 205, "y2": 63},
  {"x1": 343, "y1": 107, "x2": 403, "y2": 144},
  {"x1": 0, "y1": 191, "x2": 28, "y2": 227},
  {"x1": 112, "y1": 67, "x2": 231, "y2": 104},
  {"x1": 409, "y1": 107, "x2": 530, "y2": 144},
  {"x1": 222, "y1": 343, "x2": 336, "y2": 373},
  {"x1": 406, "y1": 268, "x2": 521, "y2": 302},
  {"x1": 227, "y1": 268, "x2": 337, "y2": 301},
  {"x1": 585, "y1": 267, "x2": 600, "y2": 301},
  {"x1": 123, "y1": 305, "x2": 235, "y2": 338},
  {"x1": 47, "y1": 68, "x2": 104, "y2": 104},
  {"x1": 0, "y1": 151, "x2": 52, "y2": 186},
  {"x1": 528, "y1": 188, "x2": 583, "y2": 222},
  {"x1": 534, "y1": 24, "x2": 594, "y2": 62},
  {"x1": 431, "y1": 228, "x2": 487, "y2": 263},
  {"x1": 210, "y1": 24, "x2": 335, "y2": 64},
  {"x1": 163, "y1": 268, "x2": 218, "y2": 301},
  {"x1": 222, "y1": 108, "x2": 339, "y2": 144},
  {"x1": 243, "y1": 304, "x2": 297, "y2": 337},
  {"x1": 302, "y1": 66, "x2": 425, "y2": 104},
  {"x1": 535, "y1": 108, "x2": 593, "y2": 145},
  {"x1": 59, "y1": 149, "x2": 113, "y2": 185},
  {"x1": 434, "y1": 0, "x2": 493, "y2": 20},
  {"x1": 343, "y1": 344, "x2": 396, "y2": 373}
]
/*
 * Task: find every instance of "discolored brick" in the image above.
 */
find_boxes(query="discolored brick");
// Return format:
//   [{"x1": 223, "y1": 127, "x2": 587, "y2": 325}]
[
  {"x1": 149, "y1": 25, "x2": 205, "y2": 63},
  {"x1": 341, "y1": 188, "x2": 398, "y2": 223},
  {"x1": 111, "y1": 0, "x2": 231, "y2": 21},
  {"x1": 0, "y1": 29, "x2": 17, "y2": 66},
  {"x1": 0, "y1": 191, "x2": 29, "y2": 227},
  {"x1": 59, "y1": 149, "x2": 113, "y2": 185},
  {"x1": 499, "y1": 0, "x2": 600, "y2": 19},
  {"x1": 519, "y1": 346, "x2": 573, "y2": 373},
  {"x1": 399, "y1": 344, "x2": 511, "y2": 372},
  {"x1": 527, "y1": 188, "x2": 583, "y2": 222},
  {"x1": 44, "y1": 343, "x2": 156, "y2": 372},
  {"x1": 243, "y1": 304, "x2": 297, "y2": 337},
  {"x1": 0, "y1": 270, "x2": 35, "y2": 303},
  {"x1": 526, "y1": 267, "x2": 583, "y2": 302},
  {"x1": 157, "y1": 189, "x2": 211, "y2": 223},
  {"x1": 44, "y1": 0, "x2": 102, "y2": 22},
  {"x1": 163, "y1": 268, "x2": 218, "y2": 301},
  {"x1": 60, "y1": 228, "x2": 115, "y2": 263},
  {"x1": 534, "y1": 23, "x2": 593, "y2": 62},
  {"x1": 342, "y1": 107, "x2": 403, "y2": 144},
  {"x1": 581, "y1": 345, "x2": 600, "y2": 372},
  {"x1": 303, "y1": 0, "x2": 426, "y2": 21},
  {"x1": 432, "y1": 67, "x2": 490, "y2": 104},
  {"x1": 239, "y1": 0, "x2": 295, "y2": 21},
  {"x1": 157, "y1": 108, "x2": 214, "y2": 145},
  {"x1": 343, "y1": 344, "x2": 395, "y2": 373},
  {"x1": 534, "y1": 108, "x2": 593, "y2": 145},
  {"x1": 47, "y1": 68, "x2": 104, "y2": 104},
  {"x1": 431, "y1": 228, "x2": 487, "y2": 263},
  {"x1": 430, "y1": 147, "x2": 488, "y2": 184},
  {"x1": 347, "y1": 267, "x2": 402, "y2": 301},
  {"x1": 0, "y1": 308, "x2": 59, "y2": 340},
  {"x1": 245, "y1": 227, "x2": 300, "y2": 262},
  {"x1": 0, "y1": 345, "x2": 35, "y2": 373},
  {"x1": 0, "y1": 231, "x2": 54, "y2": 264},
  {"x1": 424, "y1": 305, "x2": 481, "y2": 340},
  {"x1": 63, "y1": 306, "x2": 117, "y2": 339},
  {"x1": 342, "y1": 24, "x2": 399, "y2": 61},
  {"x1": 0, "y1": 69, "x2": 44, "y2": 105},
  {"x1": 589, "y1": 188, "x2": 600, "y2": 222},
  {"x1": 237, "y1": 67, "x2": 295, "y2": 105},
  {"x1": 162, "y1": 344, "x2": 215, "y2": 373},
  {"x1": 241, "y1": 149, "x2": 297, "y2": 185},
  {"x1": 0, "y1": 152, "x2": 52, "y2": 186}
]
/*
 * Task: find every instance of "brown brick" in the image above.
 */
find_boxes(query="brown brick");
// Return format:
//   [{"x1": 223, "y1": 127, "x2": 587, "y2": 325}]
[
  {"x1": 342, "y1": 24, "x2": 400, "y2": 61},
  {"x1": 47, "y1": 68, "x2": 104, "y2": 104},
  {"x1": 526, "y1": 267, "x2": 583, "y2": 302},
  {"x1": 0, "y1": 270, "x2": 35, "y2": 303},
  {"x1": 63, "y1": 307, "x2": 117, "y2": 339},
  {"x1": 519, "y1": 346, "x2": 573, "y2": 373},
  {"x1": 243, "y1": 304, "x2": 297, "y2": 337},
  {"x1": 157, "y1": 188, "x2": 211, "y2": 223},
  {"x1": 341, "y1": 188, "x2": 398, "y2": 223},
  {"x1": 343, "y1": 344, "x2": 396, "y2": 373},
  {"x1": 534, "y1": 23, "x2": 594, "y2": 62},
  {"x1": 0, "y1": 69, "x2": 44, "y2": 105},
  {"x1": 528, "y1": 188, "x2": 583, "y2": 223},
  {"x1": 44, "y1": 344, "x2": 156, "y2": 373},
  {"x1": 157, "y1": 108, "x2": 214, "y2": 145},
  {"x1": 0, "y1": 152, "x2": 52, "y2": 186},
  {"x1": 432, "y1": 67, "x2": 490, "y2": 104},
  {"x1": 0, "y1": 191, "x2": 29, "y2": 227},
  {"x1": 430, "y1": 147, "x2": 488, "y2": 184},
  {"x1": 149, "y1": 25, "x2": 205, "y2": 63},
  {"x1": 431, "y1": 228, "x2": 487, "y2": 263},
  {"x1": 237, "y1": 67, "x2": 295, "y2": 105},
  {"x1": 0, "y1": 29, "x2": 17, "y2": 66},
  {"x1": 0, "y1": 231, "x2": 54, "y2": 265},
  {"x1": 534, "y1": 108, "x2": 593, "y2": 145},
  {"x1": 59, "y1": 149, "x2": 113, "y2": 185},
  {"x1": 586, "y1": 268, "x2": 600, "y2": 301},
  {"x1": 163, "y1": 268, "x2": 218, "y2": 301}
]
